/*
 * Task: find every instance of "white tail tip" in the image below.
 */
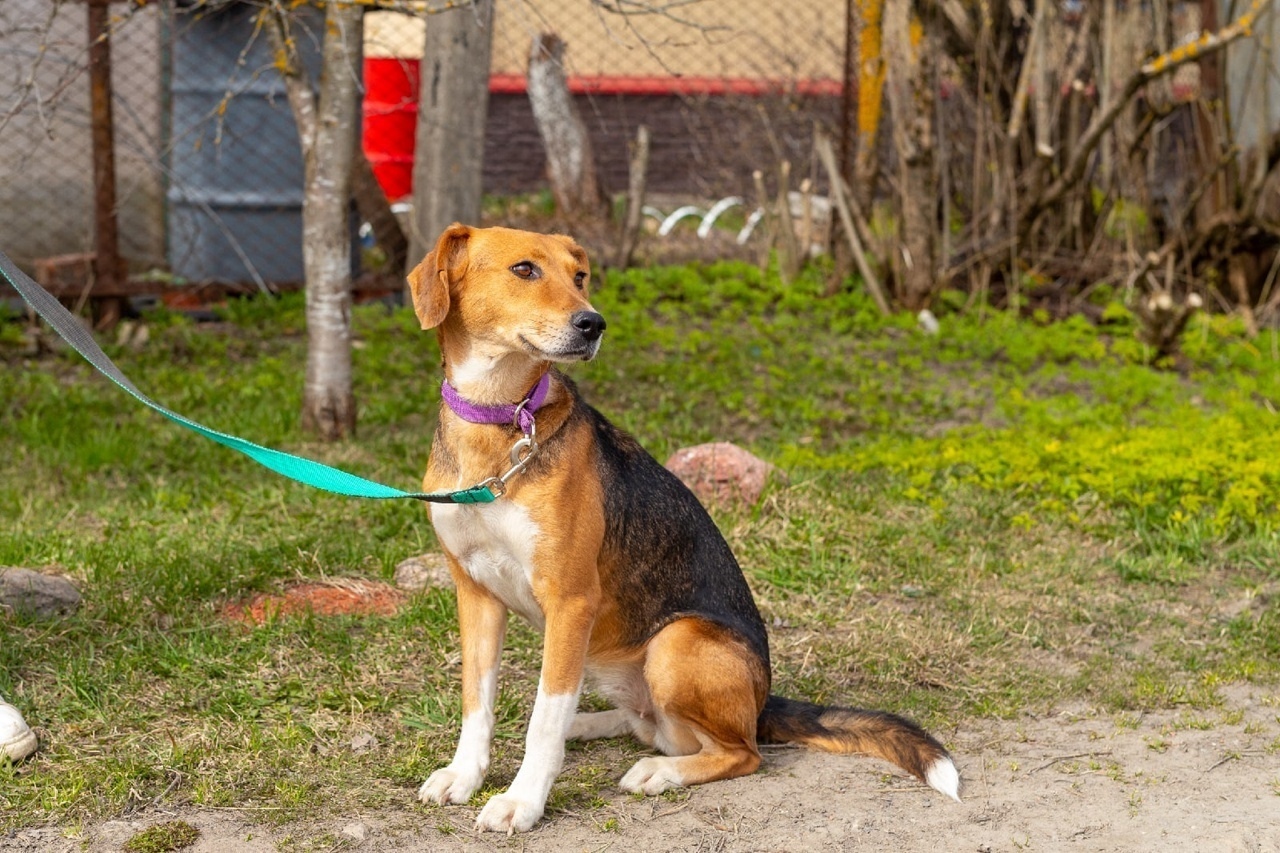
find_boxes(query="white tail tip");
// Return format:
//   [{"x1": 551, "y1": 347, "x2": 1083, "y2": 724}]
[{"x1": 926, "y1": 756, "x2": 962, "y2": 802}]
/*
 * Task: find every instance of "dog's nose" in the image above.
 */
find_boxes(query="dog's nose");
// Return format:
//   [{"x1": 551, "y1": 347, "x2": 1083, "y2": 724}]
[{"x1": 571, "y1": 311, "x2": 607, "y2": 342}]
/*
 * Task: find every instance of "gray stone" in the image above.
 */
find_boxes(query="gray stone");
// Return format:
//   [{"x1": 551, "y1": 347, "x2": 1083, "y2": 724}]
[
  {"x1": 0, "y1": 568, "x2": 81, "y2": 620},
  {"x1": 393, "y1": 554, "x2": 453, "y2": 591}
]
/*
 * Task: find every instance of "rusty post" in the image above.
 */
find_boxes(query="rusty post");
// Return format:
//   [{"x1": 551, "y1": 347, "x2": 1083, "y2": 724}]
[
  {"x1": 87, "y1": 0, "x2": 124, "y2": 327},
  {"x1": 838, "y1": 0, "x2": 859, "y2": 188}
]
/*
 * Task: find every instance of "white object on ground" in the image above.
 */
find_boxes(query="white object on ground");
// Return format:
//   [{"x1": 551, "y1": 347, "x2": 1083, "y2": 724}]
[
  {"x1": 918, "y1": 309, "x2": 941, "y2": 335},
  {"x1": 1, "y1": 699, "x2": 37, "y2": 762}
]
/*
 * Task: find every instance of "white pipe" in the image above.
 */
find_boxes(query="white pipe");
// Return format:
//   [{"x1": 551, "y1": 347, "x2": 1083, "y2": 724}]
[
  {"x1": 657, "y1": 205, "x2": 705, "y2": 236},
  {"x1": 736, "y1": 208, "x2": 765, "y2": 245},
  {"x1": 696, "y1": 196, "x2": 743, "y2": 238}
]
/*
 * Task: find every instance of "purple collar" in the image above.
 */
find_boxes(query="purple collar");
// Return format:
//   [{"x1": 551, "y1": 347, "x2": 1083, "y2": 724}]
[{"x1": 440, "y1": 372, "x2": 550, "y2": 435}]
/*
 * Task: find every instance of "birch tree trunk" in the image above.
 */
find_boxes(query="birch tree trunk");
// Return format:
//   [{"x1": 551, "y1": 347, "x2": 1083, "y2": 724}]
[
  {"x1": 269, "y1": 1, "x2": 362, "y2": 440},
  {"x1": 527, "y1": 33, "x2": 604, "y2": 220},
  {"x1": 410, "y1": 0, "x2": 494, "y2": 263}
]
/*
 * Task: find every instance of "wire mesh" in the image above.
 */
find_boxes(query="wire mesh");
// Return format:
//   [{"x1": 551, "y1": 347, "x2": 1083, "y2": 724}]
[{"x1": 1, "y1": 0, "x2": 848, "y2": 293}]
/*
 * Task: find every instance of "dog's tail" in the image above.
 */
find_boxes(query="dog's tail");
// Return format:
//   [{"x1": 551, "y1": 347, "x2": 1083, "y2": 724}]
[{"x1": 757, "y1": 695, "x2": 960, "y2": 801}]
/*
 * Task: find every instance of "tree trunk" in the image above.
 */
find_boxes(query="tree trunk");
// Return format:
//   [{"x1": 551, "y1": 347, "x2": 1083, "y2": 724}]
[
  {"x1": 352, "y1": 148, "x2": 408, "y2": 276},
  {"x1": 300, "y1": 2, "x2": 361, "y2": 439},
  {"x1": 268, "y1": 0, "x2": 362, "y2": 441},
  {"x1": 527, "y1": 32, "x2": 604, "y2": 220},
  {"x1": 410, "y1": 0, "x2": 494, "y2": 264},
  {"x1": 883, "y1": 0, "x2": 937, "y2": 310}
]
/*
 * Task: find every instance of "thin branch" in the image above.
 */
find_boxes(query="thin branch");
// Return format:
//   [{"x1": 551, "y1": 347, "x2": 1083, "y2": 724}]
[
  {"x1": 1006, "y1": 0, "x2": 1046, "y2": 142},
  {"x1": 261, "y1": 1, "x2": 318, "y2": 156},
  {"x1": 936, "y1": 0, "x2": 974, "y2": 47},
  {"x1": 816, "y1": 130, "x2": 890, "y2": 314},
  {"x1": 581, "y1": 0, "x2": 729, "y2": 79},
  {"x1": 1026, "y1": 0, "x2": 1270, "y2": 227},
  {"x1": 0, "y1": 0, "x2": 154, "y2": 136}
]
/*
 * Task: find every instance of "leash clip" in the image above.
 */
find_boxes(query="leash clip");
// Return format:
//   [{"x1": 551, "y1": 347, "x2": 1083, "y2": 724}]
[
  {"x1": 500, "y1": 435, "x2": 538, "y2": 481},
  {"x1": 481, "y1": 422, "x2": 539, "y2": 499}
]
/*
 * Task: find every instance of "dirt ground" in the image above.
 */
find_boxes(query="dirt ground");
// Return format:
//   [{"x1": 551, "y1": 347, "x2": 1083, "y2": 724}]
[{"x1": 5, "y1": 684, "x2": 1277, "y2": 853}]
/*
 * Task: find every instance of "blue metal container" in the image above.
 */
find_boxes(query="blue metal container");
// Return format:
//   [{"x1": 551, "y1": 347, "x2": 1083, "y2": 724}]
[{"x1": 167, "y1": 3, "x2": 328, "y2": 284}]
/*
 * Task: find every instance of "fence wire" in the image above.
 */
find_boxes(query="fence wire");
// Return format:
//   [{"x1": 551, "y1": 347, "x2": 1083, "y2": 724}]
[{"x1": 0, "y1": 0, "x2": 848, "y2": 292}]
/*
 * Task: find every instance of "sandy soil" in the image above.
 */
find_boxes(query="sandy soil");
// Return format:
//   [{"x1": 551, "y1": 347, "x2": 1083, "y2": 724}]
[{"x1": 5, "y1": 685, "x2": 1277, "y2": 853}]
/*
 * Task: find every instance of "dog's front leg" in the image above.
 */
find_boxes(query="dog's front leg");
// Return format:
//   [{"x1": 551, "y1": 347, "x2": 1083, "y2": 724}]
[
  {"x1": 474, "y1": 585, "x2": 598, "y2": 834},
  {"x1": 419, "y1": 567, "x2": 508, "y2": 806}
]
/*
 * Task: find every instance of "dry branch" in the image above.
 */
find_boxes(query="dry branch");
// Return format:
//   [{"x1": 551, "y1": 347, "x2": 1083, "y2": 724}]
[
  {"x1": 1006, "y1": 0, "x2": 1046, "y2": 142},
  {"x1": 751, "y1": 169, "x2": 776, "y2": 272},
  {"x1": 1134, "y1": 290, "x2": 1203, "y2": 358},
  {"x1": 1026, "y1": 0, "x2": 1268, "y2": 226},
  {"x1": 775, "y1": 161, "x2": 802, "y2": 283},
  {"x1": 615, "y1": 124, "x2": 651, "y2": 269},
  {"x1": 816, "y1": 131, "x2": 890, "y2": 315},
  {"x1": 264, "y1": 4, "x2": 318, "y2": 152}
]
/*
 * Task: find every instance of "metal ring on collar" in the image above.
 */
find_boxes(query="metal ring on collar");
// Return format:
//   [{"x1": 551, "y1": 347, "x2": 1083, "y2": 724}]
[{"x1": 512, "y1": 398, "x2": 533, "y2": 432}]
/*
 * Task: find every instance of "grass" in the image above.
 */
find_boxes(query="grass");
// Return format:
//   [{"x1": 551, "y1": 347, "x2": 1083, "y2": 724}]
[
  {"x1": 2, "y1": 259, "x2": 1279, "y2": 836},
  {"x1": 123, "y1": 820, "x2": 200, "y2": 852}
]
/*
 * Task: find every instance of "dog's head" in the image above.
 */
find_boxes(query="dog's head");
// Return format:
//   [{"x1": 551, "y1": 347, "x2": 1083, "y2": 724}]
[{"x1": 408, "y1": 224, "x2": 605, "y2": 363}]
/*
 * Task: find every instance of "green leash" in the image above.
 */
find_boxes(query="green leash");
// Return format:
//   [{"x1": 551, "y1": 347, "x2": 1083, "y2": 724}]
[{"x1": 0, "y1": 249, "x2": 495, "y2": 504}]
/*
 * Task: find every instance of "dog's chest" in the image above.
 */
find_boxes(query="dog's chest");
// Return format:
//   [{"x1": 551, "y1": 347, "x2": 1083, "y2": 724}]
[{"x1": 430, "y1": 501, "x2": 545, "y2": 629}]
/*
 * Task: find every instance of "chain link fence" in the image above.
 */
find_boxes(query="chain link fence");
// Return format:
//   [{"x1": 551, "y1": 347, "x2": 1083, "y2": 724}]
[{"x1": 0, "y1": 0, "x2": 848, "y2": 297}]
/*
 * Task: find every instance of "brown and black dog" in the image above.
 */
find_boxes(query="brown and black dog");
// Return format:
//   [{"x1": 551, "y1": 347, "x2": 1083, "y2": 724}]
[{"x1": 409, "y1": 224, "x2": 960, "y2": 833}]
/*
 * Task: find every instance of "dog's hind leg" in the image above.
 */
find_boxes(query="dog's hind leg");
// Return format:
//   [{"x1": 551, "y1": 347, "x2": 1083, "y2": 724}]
[{"x1": 619, "y1": 618, "x2": 767, "y2": 795}]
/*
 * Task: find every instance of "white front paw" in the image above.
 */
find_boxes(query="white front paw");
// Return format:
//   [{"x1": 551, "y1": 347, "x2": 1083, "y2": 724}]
[
  {"x1": 418, "y1": 765, "x2": 483, "y2": 805},
  {"x1": 475, "y1": 791, "x2": 544, "y2": 834}
]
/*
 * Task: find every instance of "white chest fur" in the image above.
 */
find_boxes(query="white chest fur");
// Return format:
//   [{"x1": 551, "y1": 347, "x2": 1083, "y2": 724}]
[{"x1": 430, "y1": 500, "x2": 545, "y2": 629}]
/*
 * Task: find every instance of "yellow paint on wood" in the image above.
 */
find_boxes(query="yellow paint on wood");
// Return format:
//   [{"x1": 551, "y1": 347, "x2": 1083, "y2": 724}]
[{"x1": 857, "y1": 0, "x2": 886, "y2": 145}]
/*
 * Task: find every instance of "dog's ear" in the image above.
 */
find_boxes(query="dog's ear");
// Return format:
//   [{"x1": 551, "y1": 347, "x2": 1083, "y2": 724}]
[{"x1": 407, "y1": 223, "x2": 470, "y2": 330}]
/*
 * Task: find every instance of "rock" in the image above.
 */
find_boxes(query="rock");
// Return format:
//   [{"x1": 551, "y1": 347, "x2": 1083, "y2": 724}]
[
  {"x1": 341, "y1": 822, "x2": 368, "y2": 843},
  {"x1": 664, "y1": 442, "x2": 782, "y2": 507},
  {"x1": 0, "y1": 568, "x2": 81, "y2": 620},
  {"x1": 393, "y1": 554, "x2": 453, "y2": 591}
]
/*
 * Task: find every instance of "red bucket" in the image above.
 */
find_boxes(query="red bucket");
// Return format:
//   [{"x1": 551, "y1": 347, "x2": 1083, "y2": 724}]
[{"x1": 363, "y1": 57, "x2": 421, "y2": 200}]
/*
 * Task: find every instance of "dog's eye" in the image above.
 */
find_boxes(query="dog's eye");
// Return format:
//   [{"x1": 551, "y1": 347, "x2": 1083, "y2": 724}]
[
  {"x1": 573, "y1": 271, "x2": 587, "y2": 290},
  {"x1": 510, "y1": 261, "x2": 540, "y2": 280}
]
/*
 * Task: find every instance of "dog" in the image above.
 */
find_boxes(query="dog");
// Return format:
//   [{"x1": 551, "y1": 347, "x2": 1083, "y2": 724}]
[{"x1": 408, "y1": 224, "x2": 960, "y2": 833}]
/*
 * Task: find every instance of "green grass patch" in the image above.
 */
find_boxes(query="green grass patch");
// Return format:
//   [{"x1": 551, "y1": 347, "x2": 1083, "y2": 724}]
[
  {"x1": 123, "y1": 820, "x2": 200, "y2": 853},
  {"x1": 2, "y1": 260, "x2": 1278, "y2": 832}
]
